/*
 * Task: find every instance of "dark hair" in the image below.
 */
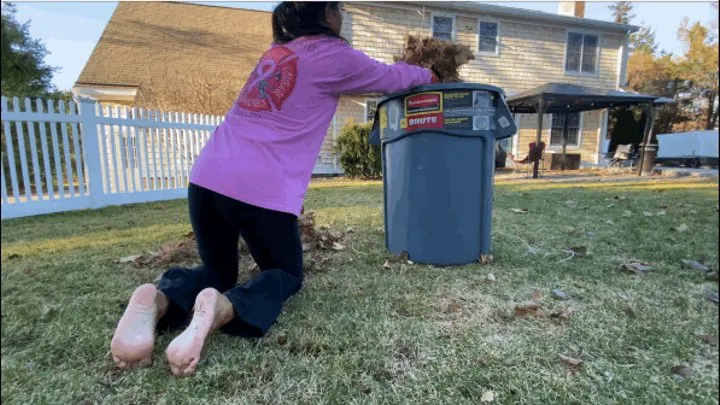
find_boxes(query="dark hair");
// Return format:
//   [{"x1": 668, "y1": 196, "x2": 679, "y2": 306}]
[{"x1": 272, "y1": 2, "x2": 345, "y2": 44}]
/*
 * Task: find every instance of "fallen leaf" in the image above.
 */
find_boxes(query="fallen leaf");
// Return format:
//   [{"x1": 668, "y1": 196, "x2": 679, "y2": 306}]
[
  {"x1": 614, "y1": 195, "x2": 627, "y2": 201},
  {"x1": 532, "y1": 289, "x2": 543, "y2": 302},
  {"x1": 331, "y1": 242, "x2": 345, "y2": 251},
  {"x1": 617, "y1": 292, "x2": 632, "y2": 300},
  {"x1": 605, "y1": 219, "x2": 615, "y2": 225},
  {"x1": 708, "y1": 291, "x2": 719, "y2": 305},
  {"x1": 346, "y1": 227, "x2": 355, "y2": 234},
  {"x1": 586, "y1": 231, "x2": 596, "y2": 237},
  {"x1": 671, "y1": 365, "x2": 692, "y2": 380},
  {"x1": 673, "y1": 224, "x2": 689, "y2": 233},
  {"x1": 480, "y1": 254, "x2": 494, "y2": 265},
  {"x1": 446, "y1": 303, "x2": 462, "y2": 314},
  {"x1": 480, "y1": 390, "x2": 495, "y2": 402},
  {"x1": 559, "y1": 355, "x2": 583, "y2": 373},
  {"x1": 566, "y1": 246, "x2": 587, "y2": 258},
  {"x1": 407, "y1": 260, "x2": 415, "y2": 265},
  {"x1": 696, "y1": 334, "x2": 716, "y2": 345},
  {"x1": 550, "y1": 307, "x2": 574, "y2": 322},
  {"x1": 564, "y1": 200, "x2": 578, "y2": 207},
  {"x1": 657, "y1": 210, "x2": 667, "y2": 216},
  {"x1": 23, "y1": 267, "x2": 32, "y2": 275},
  {"x1": 654, "y1": 189, "x2": 666, "y2": 193},
  {"x1": 510, "y1": 208, "x2": 529, "y2": 214},
  {"x1": 643, "y1": 211, "x2": 654, "y2": 217},
  {"x1": 680, "y1": 259, "x2": 709, "y2": 272},
  {"x1": 605, "y1": 371, "x2": 614, "y2": 383},
  {"x1": 706, "y1": 271, "x2": 719, "y2": 282},
  {"x1": 622, "y1": 210, "x2": 633, "y2": 218},
  {"x1": 606, "y1": 203, "x2": 616, "y2": 208},
  {"x1": 382, "y1": 260, "x2": 392, "y2": 270},
  {"x1": 183, "y1": 231, "x2": 194, "y2": 238},
  {"x1": 689, "y1": 210, "x2": 698, "y2": 214},
  {"x1": 624, "y1": 306, "x2": 637, "y2": 318},
  {"x1": 7, "y1": 254, "x2": 20, "y2": 260},
  {"x1": 484, "y1": 273, "x2": 496, "y2": 283},
  {"x1": 115, "y1": 255, "x2": 141, "y2": 264},
  {"x1": 514, "y1": 301, "x2": 543, "y2": 317},
  {"x1": 622, "y1": 262, "x2": 651, "y2": 275},
  {"x1": 552, "y1": 289, "x2": 570, "y2": 300},
  {"x1": 660, "y1": 205, "x2": 669, "y2": 209}
]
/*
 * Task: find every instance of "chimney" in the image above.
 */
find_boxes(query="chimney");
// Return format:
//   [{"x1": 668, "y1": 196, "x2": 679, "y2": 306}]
[{"x1": 558, "y1": 1, "x2": 585, "y2": 18}]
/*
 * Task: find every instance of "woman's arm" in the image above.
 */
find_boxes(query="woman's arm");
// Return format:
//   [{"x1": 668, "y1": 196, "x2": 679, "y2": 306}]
[{"x1": 320, "y1": 42, "x2": 438, "y2": 95}]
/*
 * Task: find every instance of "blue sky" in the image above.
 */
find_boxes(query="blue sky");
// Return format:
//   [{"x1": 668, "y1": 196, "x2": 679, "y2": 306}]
[{"x1": 12, "y1": 1, "x2": 718, "y2": 91}]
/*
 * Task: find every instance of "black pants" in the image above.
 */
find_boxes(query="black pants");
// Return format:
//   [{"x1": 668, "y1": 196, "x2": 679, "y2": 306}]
[{"x1": 156, "y1": 183, "x2": 303, "y2": 338}]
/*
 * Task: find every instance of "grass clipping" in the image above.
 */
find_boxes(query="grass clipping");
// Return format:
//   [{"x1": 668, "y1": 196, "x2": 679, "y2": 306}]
[
  {"x1": 125, "y1": 211, "x2": 344, "y2": 274},
  {"x1": 394, "y1": 34, "x2": 475, "y2": 83}
]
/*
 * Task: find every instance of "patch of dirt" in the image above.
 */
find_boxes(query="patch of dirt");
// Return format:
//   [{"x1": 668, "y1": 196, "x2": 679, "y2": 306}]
[
  {"x1": 394, "y1": 35, "x2": 475, "y2": 82},
  {"x1": 121, "y1": 211, "x2": 347, "y2": 274}
]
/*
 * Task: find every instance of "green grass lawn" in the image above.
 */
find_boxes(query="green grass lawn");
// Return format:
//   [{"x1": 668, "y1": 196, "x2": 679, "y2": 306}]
[{"x1": 2, "y1": 177, "x2": 718, "y2": 405}]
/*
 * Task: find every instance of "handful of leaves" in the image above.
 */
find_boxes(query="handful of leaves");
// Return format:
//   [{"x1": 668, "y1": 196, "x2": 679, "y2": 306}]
[{"x1": 394, "y1": 34, "x2": 475, "y2": 83}]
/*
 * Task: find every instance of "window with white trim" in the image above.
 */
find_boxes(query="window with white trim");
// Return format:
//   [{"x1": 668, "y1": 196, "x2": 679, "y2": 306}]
[
  {"x1": 364, "y1": 99, "x2": 377, "y2": 123},
  {"x1": 478, "y1": 20, "x2": 499, "y2": 54},
  {"x1": 565, "y1": 32, "x2": 599, "y2": 74},
  {"x1": 431, "y1": 15, "x2": 454, "y2": 41},
  {"x1": 550, "y1": 113, "x2": 581, "y2": 147}
]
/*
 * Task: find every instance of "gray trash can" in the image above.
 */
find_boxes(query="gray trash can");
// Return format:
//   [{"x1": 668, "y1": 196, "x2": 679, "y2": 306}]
[{"x1": 369, "y1": 83, "x2": 516, "y2": 266}]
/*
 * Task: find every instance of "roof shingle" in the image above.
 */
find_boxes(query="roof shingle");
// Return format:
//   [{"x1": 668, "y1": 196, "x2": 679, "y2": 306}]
[{"x1": 76, "y1": 2, "x2": 273, "y2": 114}]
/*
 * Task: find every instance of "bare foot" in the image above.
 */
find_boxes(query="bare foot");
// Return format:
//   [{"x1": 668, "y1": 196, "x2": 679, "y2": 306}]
[
  {"x1": 165, "y1": 288, "x2": 235, "y2": 377},
  {"x1": 110, "y1": 284, "x2": 168, "y2": 370}
]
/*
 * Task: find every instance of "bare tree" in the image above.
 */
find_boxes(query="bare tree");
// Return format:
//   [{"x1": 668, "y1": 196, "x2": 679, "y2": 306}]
[{"x1": 137, "y1": 67, "x2": 241, "y2": 116}]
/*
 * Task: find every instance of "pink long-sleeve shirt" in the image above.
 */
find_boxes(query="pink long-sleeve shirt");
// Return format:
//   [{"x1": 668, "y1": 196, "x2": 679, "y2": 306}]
[{"x1": 189, "y1": 35, "x2": 435, "y2": 216}]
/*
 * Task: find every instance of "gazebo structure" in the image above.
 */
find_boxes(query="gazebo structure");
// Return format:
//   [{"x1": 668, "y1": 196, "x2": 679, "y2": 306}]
[{"x1": 506, "y1": 83, "x2": 671, "y2": 178}]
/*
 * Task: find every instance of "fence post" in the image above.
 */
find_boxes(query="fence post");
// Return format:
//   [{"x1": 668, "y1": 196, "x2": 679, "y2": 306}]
[{"x1": 77, "y1": 97, "x2": 105, "y2": 208}]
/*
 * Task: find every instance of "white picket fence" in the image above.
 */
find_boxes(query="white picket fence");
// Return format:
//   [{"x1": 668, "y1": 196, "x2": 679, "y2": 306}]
[{"x1": 1, "y1": 96, "x2": 342, "y2": 220}]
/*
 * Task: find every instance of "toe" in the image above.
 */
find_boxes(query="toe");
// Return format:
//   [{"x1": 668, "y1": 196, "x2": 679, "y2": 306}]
[
  {"x1": 184, "y1": 357, "x2": 199, "y2": 376},
  {"x1": 170, "y1": 365, "x2": 180, "y2": 376}
]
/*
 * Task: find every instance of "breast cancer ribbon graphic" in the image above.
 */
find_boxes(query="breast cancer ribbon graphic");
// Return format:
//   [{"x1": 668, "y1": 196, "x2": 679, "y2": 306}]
[{"x1": 236, "y1": 46, "x2": 299, "y2": 113}]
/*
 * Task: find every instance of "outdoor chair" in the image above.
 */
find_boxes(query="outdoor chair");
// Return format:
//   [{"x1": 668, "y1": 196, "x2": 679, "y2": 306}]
[
  {"x1": 610, "y1": 144, "x2": 634, "y2": 167},
  {"x1": 510, "y1": 141, "x2": 546, "y2": 177}
]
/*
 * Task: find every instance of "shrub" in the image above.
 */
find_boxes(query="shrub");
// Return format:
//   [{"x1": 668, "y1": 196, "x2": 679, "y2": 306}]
[{"x1": 334, "y1": 120, "x2": 382, "y2": 179}]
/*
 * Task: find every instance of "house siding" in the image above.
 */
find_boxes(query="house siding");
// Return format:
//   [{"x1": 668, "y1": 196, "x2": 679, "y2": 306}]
[{"x1": 340, "y1": 3, "x2": 622, "y2": 164}]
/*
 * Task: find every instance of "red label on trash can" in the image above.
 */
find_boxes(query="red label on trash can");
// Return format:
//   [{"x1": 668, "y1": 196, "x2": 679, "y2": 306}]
[
  {"x1": 405, "y1": 92, "x2": 443, "y2": 115},
  {"x1": 404, "y1": 113, "x2": 444, "y2": 130}
]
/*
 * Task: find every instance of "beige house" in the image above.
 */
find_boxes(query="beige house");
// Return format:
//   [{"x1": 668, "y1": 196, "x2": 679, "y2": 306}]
[
  {"x1": 75, "y1": 1, "x2": 637, "y2": 170},
  {"x1": 338, "y1": 1, "x2": 637, "y2": 167}
]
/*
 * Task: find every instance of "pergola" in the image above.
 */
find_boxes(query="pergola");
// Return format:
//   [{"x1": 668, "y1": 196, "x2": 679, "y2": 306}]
[{"x1": 506, "y1": 83, "x2": 671, "y2": 178}]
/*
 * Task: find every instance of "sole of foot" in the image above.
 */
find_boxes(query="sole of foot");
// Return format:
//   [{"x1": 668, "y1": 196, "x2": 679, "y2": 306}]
[
  {"x1": 165, "y1": 288, "x2": 233, "y2": 377},
  {"x1": 110, "y1": 284, "x2": 162, "y2": 370}
]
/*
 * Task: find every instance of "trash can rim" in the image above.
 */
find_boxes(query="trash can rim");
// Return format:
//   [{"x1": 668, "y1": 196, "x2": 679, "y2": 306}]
[{"x1": 376, "y1": 83, "x2": 506, "y2": 106}]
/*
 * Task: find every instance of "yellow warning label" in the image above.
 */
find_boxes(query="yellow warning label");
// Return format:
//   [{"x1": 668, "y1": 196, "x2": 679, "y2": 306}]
[
  {"x1": 400, "y1": 118, "x2": 408, "y2": 129},
  {"x1": 379, "y1": 108, "x2": 388, "y2": 129}
]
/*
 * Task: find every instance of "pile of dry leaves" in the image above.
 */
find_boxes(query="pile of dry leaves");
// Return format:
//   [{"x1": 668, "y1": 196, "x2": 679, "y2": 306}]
[
  {"x1": 118, "y1": 211, "x2": 346, "y2": 274},
  {"x1": 394, "y1": 35, "x2": 475, "y2": 83}
]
